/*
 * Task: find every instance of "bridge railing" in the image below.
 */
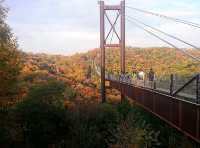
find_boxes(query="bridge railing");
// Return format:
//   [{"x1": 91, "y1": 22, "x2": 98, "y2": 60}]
[
  {"x1": 94, "y1": 64, "x2": 199, "y2": 103},
  {"x1": 105, "y1": 72, "x2": 199, "y2": 103}
]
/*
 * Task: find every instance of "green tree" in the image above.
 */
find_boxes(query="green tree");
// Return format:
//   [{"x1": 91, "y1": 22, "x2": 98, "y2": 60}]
[
  {"x1": 67, "y1": 103, "x2": 119, "y2": 148},
  {"x1": 12, "y1": 80, "x2": 70, "y2": 148},
  {"x1": 0, "y1": 1, "x2": 21, "y2": 97}
]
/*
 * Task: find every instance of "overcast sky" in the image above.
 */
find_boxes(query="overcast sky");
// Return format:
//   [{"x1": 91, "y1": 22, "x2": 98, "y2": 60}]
[{"x1": 4, "y1": 0, "x2": 200, "y2": 55}]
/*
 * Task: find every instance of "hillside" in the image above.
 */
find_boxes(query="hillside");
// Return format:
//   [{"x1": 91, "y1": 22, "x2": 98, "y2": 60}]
[
  {"x1": 14, "y1": 47, "x2": 199, "y2": 103},
  {"x1": 90, "y1": 47, "x2": 200, "y2": 76}
]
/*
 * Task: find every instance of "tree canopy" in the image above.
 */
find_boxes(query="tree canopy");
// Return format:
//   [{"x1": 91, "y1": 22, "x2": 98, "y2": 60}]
[{"x1": 0, "y1": 1, "x2": 21, "y2": 97}]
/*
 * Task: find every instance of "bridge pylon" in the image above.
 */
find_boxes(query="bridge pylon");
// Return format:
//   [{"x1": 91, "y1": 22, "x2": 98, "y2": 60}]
[{"x1": 99, "y1": 1, "x2": 125, "y2": 103}]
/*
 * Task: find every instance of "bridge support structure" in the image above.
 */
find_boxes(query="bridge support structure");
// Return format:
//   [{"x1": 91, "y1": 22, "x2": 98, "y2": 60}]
[
  {"x1": 99, "y1": 1, "x2": 125, "y2": 103},
  {"x1": 197, "y1": 74, "x2": 200, "y2": 104},
  {"x1": 170, "y1": 74, "x2": 175, "y2": 95}
]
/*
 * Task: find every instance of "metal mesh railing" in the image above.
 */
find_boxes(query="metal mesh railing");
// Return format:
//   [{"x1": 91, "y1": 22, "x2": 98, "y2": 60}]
[
  {"x1": 174, "y1": 75, "x2": 196, "y2": 96},
  {"x1": 95, "y1": 65, "x2": 198, "y2": 102}
]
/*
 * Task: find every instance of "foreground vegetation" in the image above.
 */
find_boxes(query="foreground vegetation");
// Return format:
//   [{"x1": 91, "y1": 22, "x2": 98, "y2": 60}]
[{"x1": 0, "y1": 80, "x2": 196, "y2": 148}]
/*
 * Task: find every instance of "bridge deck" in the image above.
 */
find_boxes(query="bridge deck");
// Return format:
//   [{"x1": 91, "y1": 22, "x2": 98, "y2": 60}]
[{"x1": 108, "y1": 79, "x2": 200, "y2": 144}]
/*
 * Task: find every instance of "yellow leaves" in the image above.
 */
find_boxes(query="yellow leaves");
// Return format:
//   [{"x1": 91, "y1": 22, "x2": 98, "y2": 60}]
[{"x1": 64, "y1": 100, "x2": 75, "y2": 109}]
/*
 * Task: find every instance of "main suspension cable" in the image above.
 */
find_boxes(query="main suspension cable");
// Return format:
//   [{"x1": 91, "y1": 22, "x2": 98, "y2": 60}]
[
  {"x1": 126, "y1": 6, "x2": 200, "y2": 29},
  {"x1": 126, "y1": 15, "x2": 200, "y2": 52},
  {"x1": 126, "y1": 18, "x2": 200, "y2": 63}
]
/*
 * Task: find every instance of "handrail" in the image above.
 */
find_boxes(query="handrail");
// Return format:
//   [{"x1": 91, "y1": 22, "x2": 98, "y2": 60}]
[
  {"x1": 94, "y1": 64, "x2": 198, "y2": 103},
  {"x1": 172, "y1": 75, "x2": 197, "y2": 96}
]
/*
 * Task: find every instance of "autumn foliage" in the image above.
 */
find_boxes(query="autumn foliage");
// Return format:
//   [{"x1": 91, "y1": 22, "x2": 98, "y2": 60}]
[
  {"x1": 0, "y1": 2, "x2": 21, "y2": 98},
  {"x1": 0, "y1": 1, "x2": 199, "y2": 147}
]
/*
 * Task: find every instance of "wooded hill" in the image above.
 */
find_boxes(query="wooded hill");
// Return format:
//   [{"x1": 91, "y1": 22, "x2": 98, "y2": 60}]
[
  {"x1": 15, "y1": 47, "x2": 199, "y2": 104},
  {"x1": 90, "y1": 47, "x2": 200, "y2": 76}
]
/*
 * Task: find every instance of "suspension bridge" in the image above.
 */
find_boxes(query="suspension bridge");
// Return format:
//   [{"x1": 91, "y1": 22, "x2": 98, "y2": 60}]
[{"x1": 97, "y1": 1, "x2": 200, "y2": 144}]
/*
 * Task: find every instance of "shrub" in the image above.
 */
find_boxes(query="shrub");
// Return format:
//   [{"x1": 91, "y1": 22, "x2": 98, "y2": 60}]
[
  {"x1": 10, "y1": 80, "x2": 71, "y2": 148},
  {"x1": 64, "y1": 85, "x2": 77, "y2": 101},
  {"x1": 117, "y1": 99, "x2": 132, "y2": 120},
  {"x1": 95, "y1": 103, "x2": 120, "y2": 146},
  {"x1": 14, "y1": 101, "x2": 70, "y2": 148},
  {"x1": 27, "y1": 80, "x2": 65, "y2": 100},
  {"x1": 0, "y1": 127, "x2": 11, "y2": 147},
  {"x1": 66, "y1": 103, "x2": 119, "y2": 148},
  {"x1": 118, "y1": 104, "x2": 195, "y2": 148}
]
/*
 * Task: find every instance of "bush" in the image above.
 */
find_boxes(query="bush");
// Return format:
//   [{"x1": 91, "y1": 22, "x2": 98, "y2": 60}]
[
  {"x1": 117, "y1": 99, "x2": 132, "y2": 120},
  {"x1": 112, "y1": 103, "x2": 161, "y2": 148},
  {"x1": 117, "y1": 104, "x2": 195, "y2": 148},
  {"x1": 64, "y1": 85, "x2": 77, "y2": 101},
  {"x1": 66, "y1": 103, "x2": 119, "y2": 148},
  {"x1": 14, "y1": 100, "x2": 70, "y2": 148},
  {"x1": 9, "y1": 80, "x2": 71, "y2": 148},
  {"x1": 27, "y1": 80, "x2": 65, "y2": 100},
  {"x1": 95, "y1": 103, "x2": 120, "y2": 146},
  {"x1": 113, "y1": 121, "x2": 160, "y2": 148},
  {"x1": 0, "y1": 127, "x2": 11, "y2": 147}
]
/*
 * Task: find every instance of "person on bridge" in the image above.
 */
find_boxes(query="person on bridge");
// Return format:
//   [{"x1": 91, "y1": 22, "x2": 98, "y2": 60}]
[
  {"x1": 137, "y1": 71, "x2": 145, "y2": 80},
  {"x1": 148, "y1": 68, "x2": 155, "y2": 81},
  {"x1": 131, "y1": 64, "x2": 137, "y2": 79}
]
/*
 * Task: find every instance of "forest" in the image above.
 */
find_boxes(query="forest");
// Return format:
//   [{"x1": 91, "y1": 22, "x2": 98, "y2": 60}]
[{"x1": 0, "y1": 1, "x2": 200, "y2": 148}]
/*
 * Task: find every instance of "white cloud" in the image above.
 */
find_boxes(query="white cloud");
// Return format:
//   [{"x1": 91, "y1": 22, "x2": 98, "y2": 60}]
[
  {"x1": 12, "y1": 23, "x2": 99, "y2": 55},
  {"x1": 5, "y1": 0, "x2": 200, "y2": 55}
]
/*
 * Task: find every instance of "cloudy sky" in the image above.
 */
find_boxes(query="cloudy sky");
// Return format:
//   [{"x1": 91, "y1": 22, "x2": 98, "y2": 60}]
[{"x1": 4, "y1": 0, "x2": 200, "y2": 55}]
